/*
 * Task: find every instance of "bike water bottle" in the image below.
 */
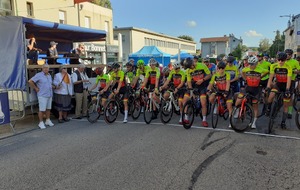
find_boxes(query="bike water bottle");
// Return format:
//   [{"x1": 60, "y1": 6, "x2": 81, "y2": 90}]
[{"x1": 196, "y1": 97, "x2": 201, "y2": 109}]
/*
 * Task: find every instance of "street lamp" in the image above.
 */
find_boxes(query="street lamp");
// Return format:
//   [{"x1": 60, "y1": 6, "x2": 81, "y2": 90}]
[{"x1": 280, "y1": 14, "x2": 293, "y2": 27}]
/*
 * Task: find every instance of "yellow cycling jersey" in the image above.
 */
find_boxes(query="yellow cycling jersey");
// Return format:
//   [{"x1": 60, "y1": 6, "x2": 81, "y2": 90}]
[
  {"x1": 186, "y1": 63, "x2": 210, "y2": 82},
  {"x1": 270, "y1": 62, "x2": 292, "y2": 83},
  {"x1": 209, "y1": 72, "x2": 230, "y2": 91},
  {"x1": 145, "y1": 67, "x2": 160, "y2": 85},
  {"x1": 225, "y1": 64, "x2": 239, "y2": 81},
  {"x1": 285, "y1": 59, "x2": 300, "y2": 81},
  {"x1": 167, "y1": 69, "x2": 186, "y2": 87},
  {"x1": 257, "y1": 60, "x2": 271, "y2": 81},
  {"x1": 242, "y1": 66, "x2": 268, "y2": 87}
]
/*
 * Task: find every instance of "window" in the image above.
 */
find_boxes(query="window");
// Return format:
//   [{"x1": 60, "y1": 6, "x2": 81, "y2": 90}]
[
  {"x1": 59, "y1": 10, "x2": 66, "y2": 24},
  {"x1": 26, "y1": 2, "x2": 34, "y2": 17},
  {"x1": 0, "y1": 0, "x2": 12, "y2": 16},
  {"x1": 85, "y1": 16, "x2": 91, "y2": 28}
]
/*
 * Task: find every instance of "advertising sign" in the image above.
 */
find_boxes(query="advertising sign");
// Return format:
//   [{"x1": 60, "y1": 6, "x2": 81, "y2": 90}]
[{"x1": 0, "y1": 92, "x2": 10, "y2": 125}]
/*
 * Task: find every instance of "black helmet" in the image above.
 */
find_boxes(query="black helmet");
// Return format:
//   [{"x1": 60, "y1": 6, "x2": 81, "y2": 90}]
[
  {"x1": 217, "y1": 61, "x2": 226, "y2": 69},
  {"x1": 216, "y1": 55, "x2": 223, "y2": 62},
  {"x1": 284, "y1": 49, "x2": 293, "y2": 55},
  {"x1": 226, "y1": 56, "x2": 235, "y2": 63},
  {"x1": 183, "y1": 57, "x2": 193, "y2": 69},
  {"x1": 277, "y1": 52, "x2": 287, "y2": 60},
  {"x1": 125, "y1": 61, "x2": 133, "y2": 66},
  {"x1": 112, "y1": 62, "x2": 120, "y2": 69},
  {"x1": 193, "y1": 55, "x2": 199, "y2": 60}
]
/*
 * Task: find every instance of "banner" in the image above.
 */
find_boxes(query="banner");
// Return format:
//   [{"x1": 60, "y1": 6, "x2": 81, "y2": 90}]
[
  {"x1": 74, "y1": 0, "x2": 92, "y2": 4},
  {"x1": 0, "y1": 92, "x2": 10, "y2": 125}
]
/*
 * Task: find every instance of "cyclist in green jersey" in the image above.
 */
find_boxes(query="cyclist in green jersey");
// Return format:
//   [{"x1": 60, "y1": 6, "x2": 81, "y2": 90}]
[
  {"x1": 237, "y1": 56, "x2": 269, "y2": 129},
  {"x1": 207, "y1": 61, "x2": 233, "y2": 127},
  {"x1": 160, "y1": 61, "x2": 186, "y2": 124},
  {"x1": 225, "y1": 56, "x2": 240, "y2": 94},
  {"x1": 266, "y1": 52, "x2": 292, "y2": 129},
  {"x1": 182, "y1": 57, "x2": 212, "y2": 127},
  {"x1": 89, "y1": 64, "x2": 110, "y2": 107},
  {"x1": 108, "y1": 62, "x2": 129, "y2": 123},
  {"x1": 284, "y1": 49, "x2": 300, "y2": 118},
  {"x1": 257, "y1": 53, "x2": 271, "y2": 88},
  {"x1": 132, "y1": 59, "x2": 150, "y2": 89},
  {"x1": 124, "y1": 61, "x2": 135, "y2": 84}
]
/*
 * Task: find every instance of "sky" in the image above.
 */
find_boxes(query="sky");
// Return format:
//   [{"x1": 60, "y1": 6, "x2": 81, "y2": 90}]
[{"x1": 110, "y1": 0, "x2": 300, "y2": 49}]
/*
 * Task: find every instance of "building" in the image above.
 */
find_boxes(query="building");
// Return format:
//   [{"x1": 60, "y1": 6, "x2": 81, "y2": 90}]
[
  {"x1": 0, "y1": 0, "x2": 118, "y2": 63},
  {"x1": 113, "y1": 27, "x2": 197, "y2": 62},
  {"x1": 283, "y1": 14, "x2": 300, "y2": 57},
  {"x1": 200, "y1": 34, "x2": 243, "y2": 58}
]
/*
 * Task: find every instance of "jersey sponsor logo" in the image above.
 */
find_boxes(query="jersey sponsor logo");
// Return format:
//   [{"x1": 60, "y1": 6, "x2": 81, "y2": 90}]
[
  {"x1": 191, "y1": 70, "x2": 205, "y2": 81},
  {"x1": 214, "y1": 75, "x2": 227, "y2": 90},
  {"x1": 245, "y1": 71, "x2": 261, "y2": 87},
  {"x1": 274, "y1": 68, "x2": 288, "y2": 83}
]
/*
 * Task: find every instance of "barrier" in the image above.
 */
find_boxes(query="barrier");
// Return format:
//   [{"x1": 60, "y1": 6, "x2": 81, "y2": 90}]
[{"x1": 0, "y1": 89, "x2": 26, "y2": 133}]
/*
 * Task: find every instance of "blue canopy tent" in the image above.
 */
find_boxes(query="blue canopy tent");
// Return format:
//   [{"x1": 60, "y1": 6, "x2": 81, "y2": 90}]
[
  {"x1": 171, "y1": 51, "x2": 193, "y2": 60},
  {"x1": 128, "y1": 46, "x2": 171, "y2": 66}
]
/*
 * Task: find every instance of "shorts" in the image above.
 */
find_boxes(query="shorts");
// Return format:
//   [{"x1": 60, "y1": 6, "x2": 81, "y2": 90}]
[
  {"x1": 38, "y1": 96, "x2": 52, "y2": 112},
  {"x1": 99, "y1": 88, "x2": 110, "y2": 99},
  {"x1": 212, "y1": 89, "x2": 233, "y2": 102},
  {"x1": 239, "y1": 86, "x2": 261, "y2": 103},
  {"x1": 184, "y1": 84, "x2": 207, "y2": 97}
]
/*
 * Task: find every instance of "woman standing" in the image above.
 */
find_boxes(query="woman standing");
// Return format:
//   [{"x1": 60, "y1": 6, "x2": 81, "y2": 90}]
[{"x1": 53, "y1": 66, "x2": 73, "y2": 123}]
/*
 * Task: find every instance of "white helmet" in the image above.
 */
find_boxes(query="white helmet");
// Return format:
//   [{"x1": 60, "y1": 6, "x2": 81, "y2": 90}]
[
  {"x1": 242, "y1": 55, "x2": 249, "y2": 60},
  {"x1": 172, "y1": 61, "x2": 181, "y2": 69},
  {"x1": 162, "y1": 66, "x2": 170, "y2": 73},
  {"x1": 248, "y1": 56, "x2": 258, "y2": 64}
]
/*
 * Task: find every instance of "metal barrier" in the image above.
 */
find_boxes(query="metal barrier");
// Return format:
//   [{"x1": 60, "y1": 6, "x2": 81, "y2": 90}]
[{"x1": 0, "y1": 89, "x2": 26, "y2": 133}]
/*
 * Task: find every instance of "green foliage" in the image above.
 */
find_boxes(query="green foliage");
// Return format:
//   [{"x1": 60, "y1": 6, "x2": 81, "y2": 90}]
[
  {"x1": 258, "y1": 38, "x2": 271, "y2": 53},
  {"x1": 178, "y1": 35, "x2": 194, "y2": 41},
  {"x1": 231, "y1": 44, "x2": 243, "y2": 60},
  {"x1": 92, "y1": 0, "x2": 112, "y2": 9},
  {"x1": 269, "y1": 30, "x2": 285, "y2": 57}
]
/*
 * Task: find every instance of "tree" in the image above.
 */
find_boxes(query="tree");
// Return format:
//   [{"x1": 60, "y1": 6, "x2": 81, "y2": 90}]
[
  {"x1": 231, "y1": 44, "x2": 247, "y2": 60},
  {"x1": 269, "y1": 30, "x2": 285, "y2": 57},
  {"x1": 178, "y1": 35, "x2": 194, "y2": 41},
  {"x1": 92, "y1": 0, "x2": 112, "y2": 9},
  {"x1": 258, "y1": 38, "x2": 271, "y2": 53}
]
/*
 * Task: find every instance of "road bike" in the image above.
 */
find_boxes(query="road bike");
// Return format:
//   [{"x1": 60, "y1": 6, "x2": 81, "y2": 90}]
[
  {"x1": 267, "y1": 91, "x2": 284, "y2": 134},
  {"x1": 143, "y1": 90, "x2": 162, "y2": 124},
  {"x1": 211, "y1": 92, "x2": 229, "y2": 129},
  {"x1": 160, "y1": 89, "x2": 180, "y2": 124},
  {"x1": 87, "y1": 91, "x2": 105, "y2": 123}
]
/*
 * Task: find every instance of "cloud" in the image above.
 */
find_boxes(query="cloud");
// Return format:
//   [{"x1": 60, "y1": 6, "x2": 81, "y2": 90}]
[
  {"x1": 187, "y1": 20, "x2": 197, "y2": 27},
  {"x1": 245, "y1": 30, "x2": 263, "y2": 37}
]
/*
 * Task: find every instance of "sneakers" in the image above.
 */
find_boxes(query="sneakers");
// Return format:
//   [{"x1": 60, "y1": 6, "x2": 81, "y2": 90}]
[
  {"x1": 179, "y1": 117, "x2": 182, "y2": 125},
  {"x1": 202, "y1": 121, "x2": 208, "y2": 127},
  {"x1": 213, "y1": 105, "x2": 218, "y2": 114},
  {"x1": 228, "y1": 124, "x2": 232, "y2": 128},
  {"x1": 45, "y1": 119, "x2": 54, "y2": 127},
  {"x1": 287, "y1": 113, "x2": 292, "y2": 119},
  {"x1": 251, "y1": 122, "x2": 256, "y2": 129},
  {"x1": 281, "y1": 121, "x2": 287, "y2": 129},
  {"x1": 123, "y1": 118, "x2": 128, "y2": 123},
  {"x1": 38, "y1": 122, "x2": 46, "y2": 129}
]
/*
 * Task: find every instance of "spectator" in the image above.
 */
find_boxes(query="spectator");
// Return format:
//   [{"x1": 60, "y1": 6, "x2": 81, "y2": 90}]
[
  {"x1": 70, "y1": 43, "x2": 86, "y2": 64},
  {"x1": 26, "y1": 33, "x2": 42, "y2": 64},
  {"x1": 53, "y1": 66, "x2": 73, "y2": 123},
  {"x1": 47, "y1": 41, "x2": 59, "y2": 64},
  {"x1": 71, "y1": 64, "x2": 90, "y2": 119},
  {"x1": 28, "y1": 64, "x2": 55, "y2": 129}
]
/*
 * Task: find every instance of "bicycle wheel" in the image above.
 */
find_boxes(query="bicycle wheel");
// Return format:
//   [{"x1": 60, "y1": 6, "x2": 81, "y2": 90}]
[
  {"x1": 160, "y1": 100, "x2": 173, "y2": 124},
  {"x1": 295, "y1": 108, "x2": 300, "y2": 130},
  {"x1": 182, "y1": 100, "x2": 195, "y2": 129},
  {"x1": 131, "y1": 98, "x2": 142, "y2": 120},
  {"x1": 143, "y1": 98, "x2": 153, "y2": 124},
  {"x1": 267, "y1": 101, "x2": 278, "y2": 134},
  {"x1": 104, "y1": 100, "x2": 119, "y2": 124},
  {"x1": 87, "y1": 100, "x2": 102, "y2": 123},
  {"x1": 230, "y1": 103, "x2": 254, "y2": 132},
  {"x1": 211, "y1": 101, "x2": 219, "y2": 129}
]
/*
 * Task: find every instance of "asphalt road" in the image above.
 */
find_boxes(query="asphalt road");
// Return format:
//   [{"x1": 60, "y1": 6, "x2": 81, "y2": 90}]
[{"x1": 1, "y1": 112, "x2": 300, "y2": 190}]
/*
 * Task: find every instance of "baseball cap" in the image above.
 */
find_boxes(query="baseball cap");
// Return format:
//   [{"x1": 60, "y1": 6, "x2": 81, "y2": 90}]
[{"x1": 50, "y1": 41, "x2": 58, "y2": 46}]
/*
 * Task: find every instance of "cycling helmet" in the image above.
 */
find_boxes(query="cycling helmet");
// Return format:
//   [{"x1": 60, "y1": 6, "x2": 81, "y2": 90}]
[
  {"x1": 285, "y1": 49, "x2": 293, "y2": 55},
  {"x1": 277, "y1": 52, "x2": 287, "y2": 60},
  {"x1": 162, "y1": 66, "x2": 170, "y2": 73},
  {"x1": 263, "y1": 53, "x2": 269, "y2": 58},
  {"x1": 148, "y1": 58, "x2": 157, "y2": 65},
  {"x1": 125, "y1": 61, "x2": 133, "y2": 67},
  {"x1": 216, "y1": 55, "x2": 223, "y2": 62},
  {"x1": 183, "y1": 57, "x2": 193, "y2": 69},
  {"x1": 137, "y1": 59, "x2": 145, "y2": 67},
  {"x1": 242, "y1": 55, "x2": 249, "y2": 60},
  {"x1": 226, "y1": 56, "x2": 235, "y2": 63},
  {"x1": 217, "y1": 61, "x2": 226, "y2": 69},
  {"x1": 248, "y1": 56, "x2": 258, "y2": 65},
  {"x1": 203, "y1": 57, "x2": 210, "y2": 62},
  {"x1": 112, "y1": 62, "x2": 120, "y2": 69},
  {"x1": 193, "y1": 55, "x2": 199, "y2": 60},
  {"x1": 107, "y1": 62, "x2": 114, "y2": 67},
  {"x1": 172, "y1": 61, "x2": 181, "y2": 69},
  {"x1": 257, "y1": 53, "x2": 264, "y2": 57}
]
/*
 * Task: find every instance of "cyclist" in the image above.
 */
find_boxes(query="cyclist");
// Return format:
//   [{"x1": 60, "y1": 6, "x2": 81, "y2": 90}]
[
  {"x1": 124, "y1": 61, "x2": 135, "y2": 85},
  {"x1": 131, "y1": 59, "x2": 150, "y2": 89},
  {"x1": 161, "y1": 66, "x2": 171, "y2": 84},
  {"x1": 207, "y1": 61, "x2": 233, "y2": 127},
  {"x1": 236, "y1": 56, "x2": 269, "y2": 129},
  {"x1": 108, "y1": 62, "x2": 129, "y2": 123},
  {"x1": 141, "y1": 58, "x2": 161, "y2": 119},
  {"x1": 160, "y1": 61, "x2": 186, "y2": 124},
  {"x1": 284, "y1": 49, "x2": 300, "y2": 118},
  {"x1": 266, "y1": 52, "x2": 292, "y2": 129},
  {"x1": 257, "y1": 53, "x2": 271, "y2": 89},
  {"x1": 182, "y1": 57, "x2": 212, "y2": 127},
  {"x1": 106, "y1": 62, "x2": 114, "y2": 75},
  {"x1": 239, "y1": 55, "x2": 249, "y2": 91},
  {"x1": 203, "y1": 57, "x2": 216, "y2": 75},
  {"x1": 89, "y1": 64, "x2": 110, "y2": 108},
  {"x1": 225, "y1": 56, "x2": 240, "y2": 96}
]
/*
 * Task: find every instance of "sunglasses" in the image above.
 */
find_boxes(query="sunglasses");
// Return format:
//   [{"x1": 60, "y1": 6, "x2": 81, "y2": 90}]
[
  {"x1": 218, "y1": 67, "x2": 225, "y2": 70},
  {"x1": 278, "y1": 59, "x2": 286, "y2": 62},
  {"x1": 62, "y1": 68, "x2": 67, "y2": 69}
]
